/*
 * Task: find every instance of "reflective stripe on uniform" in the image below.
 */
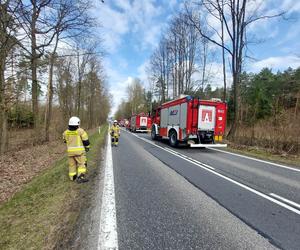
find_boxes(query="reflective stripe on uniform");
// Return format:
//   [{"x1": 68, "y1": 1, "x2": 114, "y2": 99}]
[
  {"x1": 78, "y1": 166, "x2": 86, "y2": 174},
  {"x1": 66, "y1": 131, "x2": 78, "y2": 136},
  {"x1": 67, "y1": 146, "x2": 85, "y2": 152},
  {"x1": 63, "y1": 128, "x2": 89, "y2": 155},
  {"x1": 69, "y1": 171, "x2": 77, "y2": 177}
]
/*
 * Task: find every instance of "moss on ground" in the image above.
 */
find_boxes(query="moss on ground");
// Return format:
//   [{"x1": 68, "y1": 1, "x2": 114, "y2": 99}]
[{"x1": 0, "y1": 125, "x2": 107, "y2": 250}]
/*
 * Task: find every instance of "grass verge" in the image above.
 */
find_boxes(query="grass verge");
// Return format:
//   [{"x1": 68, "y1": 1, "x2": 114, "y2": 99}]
[
  {"x1": 0, "y1": 125, "x2": 107, "y2": 250},
  {"x1": 225, "y1": 142, "x2": 300, "y2": 168}
]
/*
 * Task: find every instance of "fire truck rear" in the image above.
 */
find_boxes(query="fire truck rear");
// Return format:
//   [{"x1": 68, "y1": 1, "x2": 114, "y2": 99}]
[
  {"x1": 130, "y1": 113, "x2": 152, "y2": 132},
  {"x1": 151, "y1": 96, "x2": 227, "y2": 147}
]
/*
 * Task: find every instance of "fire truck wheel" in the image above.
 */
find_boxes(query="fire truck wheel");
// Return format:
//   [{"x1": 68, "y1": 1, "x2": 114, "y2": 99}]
[
  {"x1": 151, "y1": 126, "x2": 157, "y2": 140},
  {"x1": 169, "y1": 130, "x2": 178, "y2": 147}
]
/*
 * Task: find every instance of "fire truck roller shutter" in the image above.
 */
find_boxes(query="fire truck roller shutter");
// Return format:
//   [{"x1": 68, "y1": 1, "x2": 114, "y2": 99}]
[
  {"x1": 180, "y1": 103, "x2": 187, "y2": 139},
  {"x1": 168, "y1": 104, "x2": 180, "y2": 126},
  {"x1": 160, "y1": 108, "x2": 169, "y2": 137},
  {"x1": 168, "y1": 104, "x2": 180, "y2": 141},
  {"x1": 161, "y1": 108, "x2": 169, "y2": 127}
]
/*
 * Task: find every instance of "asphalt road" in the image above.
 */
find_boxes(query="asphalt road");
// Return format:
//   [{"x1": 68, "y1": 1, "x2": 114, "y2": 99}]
[{"x1": 106, "y1": 130, "x2": 300, "y2": 250}]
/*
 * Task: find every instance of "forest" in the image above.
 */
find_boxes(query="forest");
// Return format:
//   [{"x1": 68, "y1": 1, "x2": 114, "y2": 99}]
[
  {"x1": 114, "y1": 1, "x2": 299, "y2": 155},
  {"x1": 0, "y1": 1, "x2": 110, "y2": 155}
]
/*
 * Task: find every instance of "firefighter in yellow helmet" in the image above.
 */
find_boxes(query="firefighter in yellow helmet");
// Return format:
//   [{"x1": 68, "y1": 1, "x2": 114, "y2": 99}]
[
  {"x1": 63, "y1": 116, "x2": 90, "y2": 183},
  {"x1": 110, "y1": 120, "x2": 120, "y2": 146}
]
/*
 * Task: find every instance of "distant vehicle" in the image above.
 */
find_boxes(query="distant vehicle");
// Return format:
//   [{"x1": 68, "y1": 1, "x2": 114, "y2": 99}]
[
  {"x1": 124, "y1": 119, "x2": 130, "y2": 130},
  {"x1": 130, "y1": 113, "x2": 152, "y2": 132},
  {"x1": 151, "y1": 95, "x2": 227, "y2": 147},
  {"x1": 119, "y1": 119, "x2": 125, "y2": 127}
]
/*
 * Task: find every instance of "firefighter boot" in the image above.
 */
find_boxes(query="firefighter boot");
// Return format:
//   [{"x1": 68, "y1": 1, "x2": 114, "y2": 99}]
[{"x1": 77, "y1": 174, "x2": 88, "y2": 183}]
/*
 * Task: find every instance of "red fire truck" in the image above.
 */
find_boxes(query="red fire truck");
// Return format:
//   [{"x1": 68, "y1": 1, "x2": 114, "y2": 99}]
[
  {"x1": 151, "y1": 96, "x2": 227, "y2": 147},
  {"x1": 130, "y1": 113, "x2": 152, "y2": 132}
]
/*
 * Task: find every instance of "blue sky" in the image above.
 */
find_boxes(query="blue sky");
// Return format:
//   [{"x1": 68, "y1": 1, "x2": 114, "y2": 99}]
[{"x1": 94, "y1": 0, "x2": 300, "y2": 114}]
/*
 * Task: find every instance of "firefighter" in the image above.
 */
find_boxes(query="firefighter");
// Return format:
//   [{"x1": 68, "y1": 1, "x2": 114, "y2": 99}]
[
  {"x1": 63, "y1": 116, "x2": 90, "y2": 183},
  {"x1": 110, "y1": 120, "x2": 120, "y2": 146}
]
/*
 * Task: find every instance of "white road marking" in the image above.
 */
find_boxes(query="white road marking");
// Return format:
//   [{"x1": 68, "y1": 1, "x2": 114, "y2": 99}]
[
  {"x1": 270, "y1": 193, "x2": 300, "y2": 210},
  {"x1": 208, "y1": 148, "x2": 300, "y2": 173},
  {"x1": 128, "y1": 131, "x2": 215, "y2": 171},
  {"x1": 126, "y1": 130, "x2": 300, "y2": 215},
  {"x1": 163, "y1": 147, "x2": 215, "y2": 170},
  {"x1": 98, "y1": 133, "x2": 118, "y2": 250}
]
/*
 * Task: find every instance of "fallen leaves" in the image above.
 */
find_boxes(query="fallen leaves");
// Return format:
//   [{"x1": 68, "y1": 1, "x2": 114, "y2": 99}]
[{"x1": 0, "y1": 140, "x2": 66, "y2": 204}]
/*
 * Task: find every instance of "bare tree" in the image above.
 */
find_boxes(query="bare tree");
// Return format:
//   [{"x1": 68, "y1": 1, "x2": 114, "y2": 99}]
[
  {"x1": 148, "y1": 37, "x2": 171, "y2": 103},
  {"x1": 148, "y1": 13, "x2": 201, "y2": 101},
  {"x1": 186, "y1": 0, "x2": 285, "y2": 138},
  {"x1": 0, "y1": 0, "x2": 20, "y2": 154},
  {"x1": 44, "y1": 0, "x2": 92, "y2": 141}
]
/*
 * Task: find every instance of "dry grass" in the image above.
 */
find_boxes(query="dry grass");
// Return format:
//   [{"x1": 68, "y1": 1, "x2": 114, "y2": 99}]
[
  {"x1": 232, "y1": 112, "x2": 300, "y2": 155},
  {"x1": 0, "y1": 125, "x2": 107, "y2": 250},
  {"x1": 0, "y1": 140, "x2": 66, "y2": 204},
  {"x1": 1, "y1": 127, "x2": 98, "y2": 205}
]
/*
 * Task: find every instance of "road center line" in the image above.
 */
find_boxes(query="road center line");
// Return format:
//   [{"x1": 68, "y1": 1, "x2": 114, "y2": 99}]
[
  {"x1": 163, "y1": 147, "x2": 215, "y2": 170},
  {"x1": 208, "y1": 148, "x2": 300, "y2": 173},
  {"x1": 270, "y1": 193, "x2": 300, "y2": 209},
  {"x1": 126, "y1": 130, "x2": 300, "y2": 216},
  {"x1": 98, "y1": 133, "x2": 118, "y2": 250}
]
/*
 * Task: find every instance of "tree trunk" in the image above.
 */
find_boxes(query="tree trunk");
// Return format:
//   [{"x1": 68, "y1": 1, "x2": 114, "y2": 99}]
[
  {"x1": 201, "y1": 40, "x2": 207, "y2": 94},
  {"x1": 31, "y1": 6, "x2": 39, "y2": 130},
  {"x1": 44, "y1": 55, "x2": 55, "y2": 141},
  {"x1": 221, "y1": 6, "x2": 227, "y2": 101},
  {"x1": 295, "y1": 92, "x2": 299, "y2": 119},
  {"x1": 0, "y1": 57, "x2": 8, "y2": 154},
  {"x1": 0, "y1": 110, "x2": 9, "y2": 154},
  {"x1": 76, "y1": 49, "x2": 82, "y2": 116},
  {"x1": 44, "y1": 36, "x2": 59, "y2": 142}
]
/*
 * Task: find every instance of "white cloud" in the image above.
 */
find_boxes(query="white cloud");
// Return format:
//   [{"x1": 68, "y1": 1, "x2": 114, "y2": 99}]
[
  {"x1": 107, "y1": 58, "x2": 153, "y2": 115},
  {"x1": 94, "y1": 0, "x2": 164, "y2": 53},
  {"x1": 142, "y1": 25, "x2": 163, "y2": 49},
  {"x1": 93, "y1": 2, "x2": 129, "y2": 52},
  {"x1": 114, "y1": 0, "x2": 131, "y2": 11},
  {"x1": 93, "y1": 0, "x2": 169, "y2": 114},
  {"x1": 250, "y1": 55, "x2": 300, "y2": 72},
  {"x1": 192, "y1": 62, "x2": 232, "y2": 90},
  {"x1": 137, "y1": 60, "x2": 150, "y2": 85},
  {"x1": 280, "y1": 0, "x2": 300, "y2": 13}
]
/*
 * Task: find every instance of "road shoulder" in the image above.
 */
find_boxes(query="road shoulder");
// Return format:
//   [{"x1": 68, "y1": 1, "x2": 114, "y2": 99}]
[{"x1": 0, "y1": 125, "x2": 107, "y2": 250}]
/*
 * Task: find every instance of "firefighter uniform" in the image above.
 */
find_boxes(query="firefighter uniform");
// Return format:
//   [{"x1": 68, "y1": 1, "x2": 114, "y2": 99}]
[
  {"x1": 63, "y1": 117, "x2": 90, "y2": 181},
  {"x1": 110, "y1": 122, "x2": 120, "y2": 146}
]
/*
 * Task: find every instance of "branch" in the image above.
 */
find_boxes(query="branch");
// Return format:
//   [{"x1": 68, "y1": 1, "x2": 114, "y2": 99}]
[
  {"x1": 184, "y1": 7, "x2": 233, "y2": 56},
  {"x1": 245, "y1": 12, "x2": 286, "y2": 26}
]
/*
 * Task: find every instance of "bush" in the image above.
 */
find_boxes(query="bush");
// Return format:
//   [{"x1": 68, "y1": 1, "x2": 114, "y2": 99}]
[{"x1": 8, "y1": 106, "x2": 34, "y2": 128}]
